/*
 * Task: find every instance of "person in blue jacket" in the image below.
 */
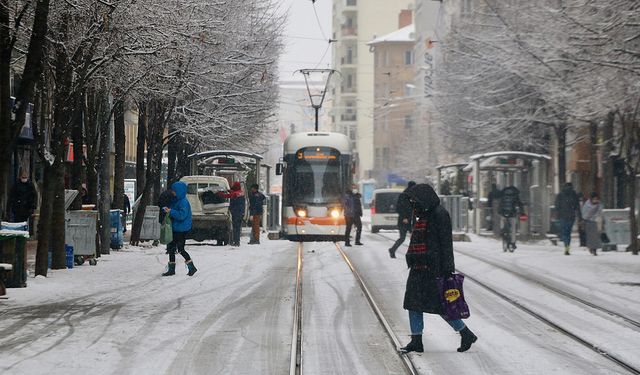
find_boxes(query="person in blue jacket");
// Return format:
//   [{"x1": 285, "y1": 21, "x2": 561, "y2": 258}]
[{"x1": 162, "y1": 181, "x2": 197, "y2": 276}]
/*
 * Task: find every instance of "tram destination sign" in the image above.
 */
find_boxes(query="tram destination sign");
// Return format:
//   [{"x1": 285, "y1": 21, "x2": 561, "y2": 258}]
[{"x1": 297, "y1": 147, "x2": 338, "y2": 161}]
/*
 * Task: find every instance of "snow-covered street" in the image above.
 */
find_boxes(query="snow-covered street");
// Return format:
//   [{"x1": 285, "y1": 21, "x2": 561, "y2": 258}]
[{"x1": 1, "y1": 230, "x2": 639, "y2": 374}]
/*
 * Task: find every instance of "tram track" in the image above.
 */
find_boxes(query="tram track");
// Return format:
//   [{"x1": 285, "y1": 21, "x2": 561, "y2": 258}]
[
  {"x1": 454, "y1": 248, "x2": 640, "y2": 331},
  {"x1": 374, "y1": 231, "x2": 640, "y2": 375},
  {"x1": 289, "y1": 242, "x2": 418, "y2": 375},
  {"x1": 334, "y1": 243, "x2": 419, "y2": 375}
]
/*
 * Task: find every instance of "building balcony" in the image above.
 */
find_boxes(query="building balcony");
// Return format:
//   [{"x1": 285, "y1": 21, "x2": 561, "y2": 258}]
[
  {"x1": 341, "y1": 86, "x2": 358, "y2": 95},
  {"x1": 340, "y1": 56, "x2": 357, "y2": 66},
  {"x1": 341, "y1": 25, "x2": 358, "y2": 38},
  {"x1": 341, "y1": 113, "x2": 357, "y2": 122}
]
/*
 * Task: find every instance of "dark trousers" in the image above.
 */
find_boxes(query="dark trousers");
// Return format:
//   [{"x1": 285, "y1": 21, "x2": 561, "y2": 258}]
[
  {"x1": 232, "y1": 215, "x2": 243, "y2": 245},
  {"x1": 345, "y1": 216, "x2": 362, "y2": 244},
  {"x1": 168, "y1": 231, "x2": 191, "y2": 262},
  {"x1": 390, "y1": 224, "x2": 410, "y2": 252},
  {"x1": 559, "y1": 218, "x2": 575, "y2": 247}
]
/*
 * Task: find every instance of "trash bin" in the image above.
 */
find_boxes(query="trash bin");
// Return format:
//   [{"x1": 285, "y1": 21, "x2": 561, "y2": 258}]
[
  {"x1": 139, "y1": 206, "x2": 161, "y2": 241},
  {"x1": 65, "y1": 245, "x2": 74, "y2": 269},
  {"x1": 0, "y1": 225, "x2": 29, "y2": 288},
  {"x1": 65, "y1": 210, "x2": 98, "y2": 265},
  {"x1": 110, "y1": 209, "x2": 123, "y2": 249}
]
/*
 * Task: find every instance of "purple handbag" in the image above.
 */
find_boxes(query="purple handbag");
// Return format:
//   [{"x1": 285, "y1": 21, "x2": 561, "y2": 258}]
[{"x1": 437, "y1": 273, "x2": 470, "y2": 320}]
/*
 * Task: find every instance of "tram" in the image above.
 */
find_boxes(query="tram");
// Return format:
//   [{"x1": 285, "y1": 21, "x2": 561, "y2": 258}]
[{"x1": 277, "y1": 132, "x2": 352, "y2": 242}]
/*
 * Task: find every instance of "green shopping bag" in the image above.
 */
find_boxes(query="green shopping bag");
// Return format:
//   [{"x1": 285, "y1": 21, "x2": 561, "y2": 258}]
[{"x1": 160, "y1": 214, "x2": 173, "y2": 245}]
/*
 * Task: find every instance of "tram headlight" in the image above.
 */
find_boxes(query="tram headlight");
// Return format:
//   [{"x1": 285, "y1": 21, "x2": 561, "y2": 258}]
[
  {"x1": 330, "y1": 209, "x2": 341, "y2": 218},
  {"x1": 296, "y1": 208, "x2": 307, "y2": 218}
]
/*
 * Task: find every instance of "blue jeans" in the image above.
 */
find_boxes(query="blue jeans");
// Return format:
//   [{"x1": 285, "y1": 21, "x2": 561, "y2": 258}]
[
  {"x1": 409, "y1": 310, "x2": 466, "y2": 335},
  {"x1": 559, "y1": 218, "x2": 575, "y2": 247}
]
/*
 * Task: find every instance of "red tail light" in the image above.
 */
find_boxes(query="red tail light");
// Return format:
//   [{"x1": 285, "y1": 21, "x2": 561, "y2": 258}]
[{"x1": 371, "y1": 200, "x2": 376, "y2": 214}]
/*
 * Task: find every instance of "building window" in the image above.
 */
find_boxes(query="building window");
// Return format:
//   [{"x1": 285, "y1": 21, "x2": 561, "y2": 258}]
[
  {"x1": 383, "y1": 148, "x2": 390, "y2": 169},
  {"x1": 404, "y1": 115, "x2": 414, "y2": 129},
  {"x1": 384, "y1": 50, "x2": 389, "y2": 66},
  {"x1": 404, "y1": 50, "x2": 414, "y2": 65},
  {"x1": 346, "y1": 0, "x2": 356, "y2": 5},
  {"x1": 461, "y1": 0, "x2": 473, "y2": 15}
]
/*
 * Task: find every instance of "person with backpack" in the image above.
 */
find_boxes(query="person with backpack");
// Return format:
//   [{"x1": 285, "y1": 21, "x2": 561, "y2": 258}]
[
  {"x1": 499, "y1": 186, "x2": 523, "y2": 250},
  {"x1": 389, "y1": 181, "x2": 416, "y2": 258},
  {"x1": 400, "y1": 184, "x2": 478, "y2": 354},
  {"x1": 554, "y1": 182, "x2": 582, "y2": 255},
  {"x1": 161, "y1": 181, "x2": 197, "y2": 276}
]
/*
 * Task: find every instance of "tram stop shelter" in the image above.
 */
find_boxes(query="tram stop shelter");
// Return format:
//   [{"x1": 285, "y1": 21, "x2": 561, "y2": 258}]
[
  {"x1": 463, "y1": 151, "x2": 551, "y2": 238},
  {"x1": 187, "y1": 150, "x2": 270, "y2": 192},
  {"x1": 435, "y1": 163, "x2": 469, "y2": 195}
]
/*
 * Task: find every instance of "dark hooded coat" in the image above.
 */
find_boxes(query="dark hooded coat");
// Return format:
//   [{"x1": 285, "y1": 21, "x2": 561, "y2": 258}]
[{"x1": 403, "y1": 184, "x2": 455, "y2": 314}]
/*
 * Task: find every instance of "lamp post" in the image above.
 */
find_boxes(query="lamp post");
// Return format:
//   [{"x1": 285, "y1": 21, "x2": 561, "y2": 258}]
[{"x1": 297, "y1": 68, "x2": 337, "y2": 131}]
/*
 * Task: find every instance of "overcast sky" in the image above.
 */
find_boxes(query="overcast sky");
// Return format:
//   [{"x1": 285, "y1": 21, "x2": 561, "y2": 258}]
[{"x1": 277, "y1": 0, "x2": 332, "y2": 82}]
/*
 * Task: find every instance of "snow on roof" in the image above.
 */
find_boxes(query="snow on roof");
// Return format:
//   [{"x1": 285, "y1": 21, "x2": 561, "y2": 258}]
[{"x1": 368, "y1": 24, "x2": 415, "y2": 45}]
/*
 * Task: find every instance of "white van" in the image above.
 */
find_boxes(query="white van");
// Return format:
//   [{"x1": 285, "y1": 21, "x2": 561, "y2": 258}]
[
  {"x1": 180, "y1": 175, "x2": 231, "y2": 244},
  {"x1": 370, "y1": 188, "x2": 403, "y2": 233}
]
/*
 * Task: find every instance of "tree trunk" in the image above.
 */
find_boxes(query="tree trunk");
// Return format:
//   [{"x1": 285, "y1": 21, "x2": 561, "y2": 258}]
[
  {"x1": 0, "y1": 0, "x2": 51, "y2": 215},
  {"x1": 135, "y1": 102, "x2": 146, "y2": 199},
  {"x1": 85, "y1": 89, "x2": 99, "y2": 205},
  {"x1": 35, "y1": 164, "x2": 54, "y2": 276},
  {"x1": 556, "y1": 123, "x2": 567, "y2": 186},
  {"x1": 589, "y1": 121, "x2": 598, "y2": 194},
  {"x1": 112, "y1": 100, "x2": 126, "y2": 211},
  {"x1": 167, "y1": 129, "x2": 177, "y2": 186},
  {"x1": 602, "y1": 111, "x2": 615, "y2": 209},
  {"x1": 130, "y1": 101, "x2": 167, "y2": 245},
  {"x1": 97, "y1": 94, "x2": 112, "y2": 255},
  {"x1": 50, "y1": 157, "x2": 66, "y2": 269},
  {"x1": 70, "y1": 91, "x2": 85, "y2": 210},
  {"x1": 629, "y1": 173, "x2": 638, "y2": 255}
]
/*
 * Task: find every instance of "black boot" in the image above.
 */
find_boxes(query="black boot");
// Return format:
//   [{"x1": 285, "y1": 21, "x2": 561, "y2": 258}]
[
  {"x1": 162, "y1": 262, "x2": 176, "y2": 276},
  {"x1": 400, "y1": 335, "x2": 423, "y2": 353},
  {"x1": 186, "y1": 260, "x2": 197, "y2": 276},
  {"x1": 457, "y1": 327, "x2": 477, "y2": 352}
]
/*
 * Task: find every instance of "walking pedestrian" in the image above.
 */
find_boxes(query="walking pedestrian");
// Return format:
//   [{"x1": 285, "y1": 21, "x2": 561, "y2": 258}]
[
  {"x1": 161, "y1": 181, "x2": 197, "y2": 276},
  {"x1": 554, "y1": 182, "x2": 582, "y2": 255},
  {"x1": 343, "y1": 189, "x2": 363, "y2": 246},
  {"x1": 218, "y1": 182, "x2": 245, "y2": 247},
  {"x1": 389, "y1": 181, "x2": 416, "y2": 258},
  {"x1": 122, "y1": 193, "x2": 131, "y2": 233},
  {"x1": 9, "y1": 170, "x2": 38, "y2": 223},
  {"x1": 400, "y1": 184, "x2": 478, "y2": 354},
  {"x1": 582, "y1": 192, "x2": 603, "y2": 256},
  {"x1": 248, "y1": 184, "x2": 266, "y2": 245}
]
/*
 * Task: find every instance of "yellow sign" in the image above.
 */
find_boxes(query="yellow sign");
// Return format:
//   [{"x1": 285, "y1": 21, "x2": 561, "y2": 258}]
[{"x1": 444, "y1": 289, "x2": 460, "y2": 303}]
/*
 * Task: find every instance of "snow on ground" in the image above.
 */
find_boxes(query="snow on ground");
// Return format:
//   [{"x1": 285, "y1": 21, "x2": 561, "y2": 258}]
[
  {"x1": 0, "y1": 236, "x2": 297, "y2": 375},
  {"x1": 2, "y1": 224, "x2": 639, "y2": 375},
  {"x1": 349, "y1": 230, "x2": 635, "y2": 374}
]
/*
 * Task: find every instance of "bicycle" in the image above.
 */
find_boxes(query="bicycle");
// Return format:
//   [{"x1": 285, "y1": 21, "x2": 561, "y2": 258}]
[{"x1": 501, "y1": 215, "x2": 517, "y2": 252}]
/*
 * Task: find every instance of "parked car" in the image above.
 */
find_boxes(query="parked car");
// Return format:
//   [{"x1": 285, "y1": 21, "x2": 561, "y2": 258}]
[
  {"x1": 180, "y1": 175, "x2": 232, "y2": 245},
  {"x1": 370, "y1": 188, "x2": 403, "y2": 233}
]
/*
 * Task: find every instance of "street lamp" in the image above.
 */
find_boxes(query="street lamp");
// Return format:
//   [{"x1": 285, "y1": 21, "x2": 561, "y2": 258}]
[{"x1": 296, "y1": 68, "x2": 337, "y2": 132}]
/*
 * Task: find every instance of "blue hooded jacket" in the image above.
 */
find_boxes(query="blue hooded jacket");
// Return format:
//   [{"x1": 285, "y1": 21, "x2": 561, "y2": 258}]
[{"x1": 169, "y1": 181, "x2": 192, "y2": 232}]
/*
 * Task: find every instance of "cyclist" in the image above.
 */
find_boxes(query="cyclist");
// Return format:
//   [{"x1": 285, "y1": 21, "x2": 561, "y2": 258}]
[{"x1": 499, "y1": 186, "x2": 523, "y2": 252}]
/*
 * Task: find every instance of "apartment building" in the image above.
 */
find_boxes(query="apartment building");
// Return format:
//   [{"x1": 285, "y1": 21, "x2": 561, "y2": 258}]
[{"x1": 331, "y1": 0, "x2": 414, "y2": 181}]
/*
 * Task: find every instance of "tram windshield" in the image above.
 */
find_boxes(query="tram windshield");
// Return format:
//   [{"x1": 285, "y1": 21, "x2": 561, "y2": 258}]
[{"x1": 287, "y1": 147, "x2": 345, "y2": 205}]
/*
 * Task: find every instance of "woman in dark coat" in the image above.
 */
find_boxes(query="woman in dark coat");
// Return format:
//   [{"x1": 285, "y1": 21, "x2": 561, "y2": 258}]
[{"x1": 400, "y1": 184, "x2": 478, "y2": 353}]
